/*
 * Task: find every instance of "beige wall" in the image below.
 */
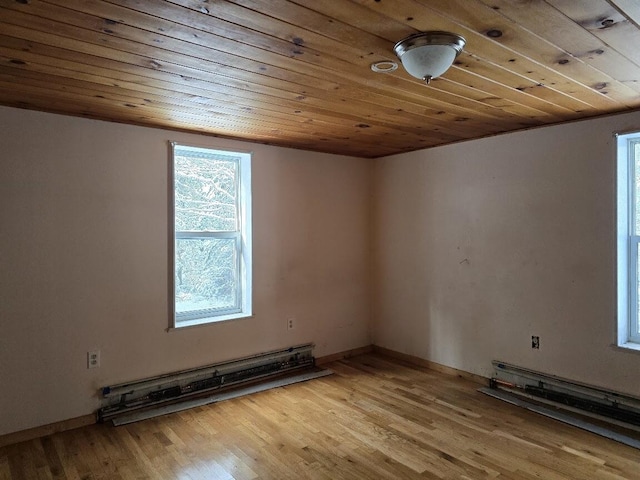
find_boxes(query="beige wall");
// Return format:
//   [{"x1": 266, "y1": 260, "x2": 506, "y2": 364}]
[
  {"x1": 373, "y1": 110, "x2": 640, "y2": 396},
  {"x1": 0, "y1": 107, "x2": 372, "y2": 435},
  {"x1": 5, "y1": 103, "x2": 640, "y2": 436}
]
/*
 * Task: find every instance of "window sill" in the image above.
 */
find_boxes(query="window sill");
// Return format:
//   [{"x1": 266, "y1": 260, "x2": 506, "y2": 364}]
[
  {"x1": 611, "y1": 342, "x2": 640, "y2": 355},
  {"x1": 168, "y1": 312, "x2": 254, "y2": 331}
]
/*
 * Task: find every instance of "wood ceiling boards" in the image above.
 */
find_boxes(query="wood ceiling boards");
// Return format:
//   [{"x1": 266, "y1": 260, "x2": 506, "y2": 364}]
[{"x1": 1, "y1": 0, "x2": 640, "y2": 158}]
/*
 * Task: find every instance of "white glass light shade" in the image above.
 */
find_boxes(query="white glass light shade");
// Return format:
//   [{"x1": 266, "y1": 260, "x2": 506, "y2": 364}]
[
  {"x1": 399, "y1": 45, "x2": 457, "y2": 80},
  {"x1": 394, "y1": 32, "x2": 466, "y2": 83}
]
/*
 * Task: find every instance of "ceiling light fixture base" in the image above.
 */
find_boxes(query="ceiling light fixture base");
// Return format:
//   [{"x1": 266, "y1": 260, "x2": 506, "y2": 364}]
[{"x1": 370, "y1": 61, "x2": 398, "y2": 73}]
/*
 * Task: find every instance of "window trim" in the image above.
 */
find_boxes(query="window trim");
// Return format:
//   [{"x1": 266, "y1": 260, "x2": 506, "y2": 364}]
[
  {"x1": 616, "y1": 132, "x2": 640, "y2": 347},
  {"x1": 169, "y1": 142, "x2": 252, "y2": 329}
]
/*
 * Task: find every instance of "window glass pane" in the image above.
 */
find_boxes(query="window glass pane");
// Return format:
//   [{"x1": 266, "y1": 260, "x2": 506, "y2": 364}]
[
  {"x1": 174, "y1": 149, "x2": 237, "y2": 232},
  {"x1": 635, "y1": 143, "x2": 640, "y2": 235},
  {"x1": 175, "y1": 238, "x2": 238, "y2": 315},
  {"x1": 636, "y1": 242, "x2": 640, "y2": 336}
]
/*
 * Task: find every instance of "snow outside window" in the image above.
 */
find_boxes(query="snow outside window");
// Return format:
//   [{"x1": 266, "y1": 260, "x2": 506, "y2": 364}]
[
  {"x1": 170, "y1": 143, "x2": 252, "y2": 328},
  {"x1": 617, "y1": 132, "x2": 640, "y2": 347}
]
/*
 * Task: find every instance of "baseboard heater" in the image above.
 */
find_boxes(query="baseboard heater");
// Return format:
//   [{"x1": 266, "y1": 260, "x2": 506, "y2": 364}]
[
  {"x1": 97, "y1": 343, "x2": 331, "y2": 426},
  {"x1": 480, "y1": 360, "x2": 640, "y2": 449}
]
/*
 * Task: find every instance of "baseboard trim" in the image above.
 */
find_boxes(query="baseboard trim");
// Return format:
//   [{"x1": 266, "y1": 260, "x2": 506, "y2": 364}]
[
  {"x1": 372, "y1": 345, "x2": 489, "y2": 386},
  {"x1": 316, "y1": 345, "x2": 373, "y2": 365},
  {"x1": 0, "y1": 414, "x2": 95, "y2": 448}
]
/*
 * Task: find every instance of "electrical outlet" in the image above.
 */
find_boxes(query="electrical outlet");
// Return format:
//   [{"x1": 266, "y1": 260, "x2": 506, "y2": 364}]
[
  {"x1": 87, "y1": 350, "x2": 100, "y2": 369},
  {"x1": 287, "y1": 318, "x2": 295, "y2": 330},
  {"x1": 531, "y1": 336, "x2": 540, "y2": 349}
]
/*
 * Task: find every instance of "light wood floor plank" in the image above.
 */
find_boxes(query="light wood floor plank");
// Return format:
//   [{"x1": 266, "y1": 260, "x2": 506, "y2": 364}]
[{"x1": 1, "y1": 353, "x2": 639, "y2": 479}]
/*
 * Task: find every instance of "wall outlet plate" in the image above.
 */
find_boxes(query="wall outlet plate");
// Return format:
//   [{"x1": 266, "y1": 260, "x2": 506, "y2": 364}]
[{"x1": 88, "y1": 350, "x2": 100, "y2": 369}]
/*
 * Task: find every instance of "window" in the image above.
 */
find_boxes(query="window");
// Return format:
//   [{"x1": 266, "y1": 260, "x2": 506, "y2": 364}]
[
  {"x1": 170, "y1": 143, "x2": 252, "y2": 328},
  {"x1": 617, "y1": 132, "x2": 640, "y2": 347}
]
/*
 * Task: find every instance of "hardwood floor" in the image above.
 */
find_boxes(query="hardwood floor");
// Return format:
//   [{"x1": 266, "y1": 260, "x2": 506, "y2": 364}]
[{"x1": 1, "y1": 354, "x2": 638, "y2": 479}]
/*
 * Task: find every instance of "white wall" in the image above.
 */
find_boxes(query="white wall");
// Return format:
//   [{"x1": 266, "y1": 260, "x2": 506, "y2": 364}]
[
  {"x1": 373, "y1": 110, "x2": 640, "y2": 396},
  {"x1": 0, "y1": 107, "x2": 372, "y2": 435},
  {"x1": 6, "y1": 103, "x2": 640, "y2": 436}
]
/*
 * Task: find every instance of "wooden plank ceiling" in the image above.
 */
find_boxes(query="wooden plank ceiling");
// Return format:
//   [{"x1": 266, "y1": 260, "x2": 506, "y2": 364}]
[{"x1": 1, "y1": 0, "x2": 640, "y2": 158}]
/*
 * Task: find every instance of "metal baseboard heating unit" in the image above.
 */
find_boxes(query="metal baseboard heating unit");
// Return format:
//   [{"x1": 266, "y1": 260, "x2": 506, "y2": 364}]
[
  {"x1": 479, "y1": 360, "x2": 640, "y2": 449},
  {"x1": 97, "y1": 343, "x2": 331, "y2": 426}
]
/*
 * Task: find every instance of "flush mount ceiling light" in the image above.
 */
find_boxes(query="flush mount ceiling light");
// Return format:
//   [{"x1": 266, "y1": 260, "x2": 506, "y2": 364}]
[{"x1": 393, "y1": 31, "x2": 466, "y2": 84}]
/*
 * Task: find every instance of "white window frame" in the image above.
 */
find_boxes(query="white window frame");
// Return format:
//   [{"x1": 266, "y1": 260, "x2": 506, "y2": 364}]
[
  {"x1": 170, "y1": 142, "x2": 252, "y2": 329},
  {"x1": 617, "y1": 132, "x2": 640, "y2": 347}
]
